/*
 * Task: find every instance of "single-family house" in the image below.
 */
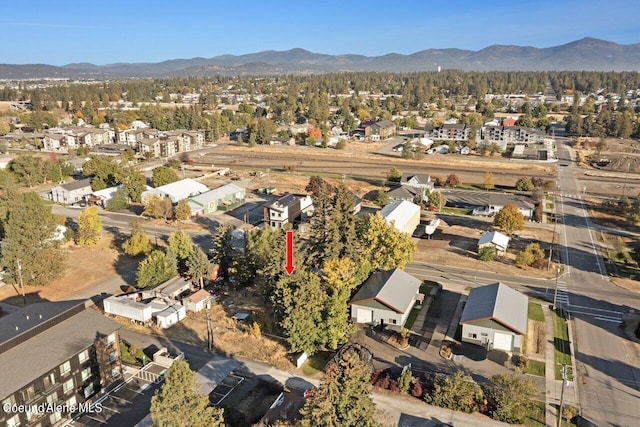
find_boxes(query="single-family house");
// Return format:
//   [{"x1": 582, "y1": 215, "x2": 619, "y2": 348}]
[
  {"x1": 349, "y1": 269, "x2": 423, "y2": 327},
  {"x1": 92, "y1": 184, "x2": 124, "y2": 207},
  {"x1": 459, "y1": 282, "x2": 528, "y2": 352},
  {"x1": 141, "y1": 178, "x2": 209, "y2": 204},
  {"x1": 187, "y1": 183, "x2": 246, "y2": 216},
  {"x1": 265, "y1": 194, "x2": 313, "y2": 229},
  {"x1": 478, "y1": 230, "x2": 511, "y2": 256},
  {"x1": 48, "y1": 178, "x2": 93, "y2": 204},
  {"x1": 442, "y1": 190, "x2": 534, "y2": 220},
  {"x1": 388, "y1": 185, "x2": 421, "y2": 203},
  {"x1": 379, "y1": 200, "x2": 421, "y2": 235}
]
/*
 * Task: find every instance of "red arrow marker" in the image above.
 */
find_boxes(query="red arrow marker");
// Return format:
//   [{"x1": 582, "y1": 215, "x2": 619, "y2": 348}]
[{"x1": 285, "y1": 230, "x2": 295, "y2": 275}]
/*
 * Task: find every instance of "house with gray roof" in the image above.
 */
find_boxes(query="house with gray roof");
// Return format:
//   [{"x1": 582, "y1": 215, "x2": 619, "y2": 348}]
[
  {"x1": 48, "y1": 177, "x2": 93, "y2": 204},
  {"x1": 349, "y1": 269, "x2": 423, "y2": 327},
  {"x1": 0, "y1": 300, "x2": 122, "y2": 427},
  {"x1": 459, "y1": 282, "x2": 528, "y2": 352},
  {"x1": 478, "y1": 230, "x2": 511, "y2": 256}
]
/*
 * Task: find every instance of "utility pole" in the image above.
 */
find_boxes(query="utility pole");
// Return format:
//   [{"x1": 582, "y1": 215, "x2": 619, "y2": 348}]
[
  {"x1": 16, "y1": 259, "x2": 26, "y2": 306},
  {"x1": 622, "y1": 162, "x2": 631, "y2": 198},
  {"x1": 557, "y1": 363, "x2": 568, "y2": 427},
  {"x1": 206, "y1": 311, "x2": 212, "y2": 352}
]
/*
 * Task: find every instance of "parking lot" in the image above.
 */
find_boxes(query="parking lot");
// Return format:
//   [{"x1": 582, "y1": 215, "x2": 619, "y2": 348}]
[{"x1": 67, "y1": 363, "x2": 166, "y2": 427}]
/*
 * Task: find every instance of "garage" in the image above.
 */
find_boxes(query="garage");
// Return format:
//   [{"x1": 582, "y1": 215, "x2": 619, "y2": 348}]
[
  {"x1": 493, "y1": 332, "x2": 514, "y2": 352},
  {"x1": 356, "y1": 308, "x2": 373, "y2": 324}
]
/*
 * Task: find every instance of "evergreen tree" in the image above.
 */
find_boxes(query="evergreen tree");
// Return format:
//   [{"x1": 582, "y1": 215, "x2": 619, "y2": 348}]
[
  {"x1": 300, "y1": 344, "x2": 378, "y2": 427},
  {"x1": 167, "y1": 230, "x2": 194, "y2": 261},
  {"x1": 0, "y1": 191, "x2": 67, "y2": 286},
  {"x1": 398, "y1": 367, "x2": 414, "y2": 394},
  {"x1": 210, "y1": 224, "x2": 235, "y2": 279},
  {"x1": 136, "y1": 250, "x2": 177, "y2": 288},
  {"x1": 76, "y1": 207, "x2": 102, "y2": 245},
  {"x1": 331, "y1": 185, "x2": 358, "y2": 260},
  {"x1": 309, "y1": 189, "x2": 341, "y2": 265},
  {"x1": 150, "y1": 360, "x2": 224, "y2": 427},
  {"x1": 186, "y1": 247, "x2": 212, "y2": 288}
]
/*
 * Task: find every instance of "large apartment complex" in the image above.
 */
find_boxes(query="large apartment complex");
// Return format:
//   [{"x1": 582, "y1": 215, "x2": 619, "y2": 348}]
[{"x1": 0, "y1": 300, "x2": 123, "y2": 427}]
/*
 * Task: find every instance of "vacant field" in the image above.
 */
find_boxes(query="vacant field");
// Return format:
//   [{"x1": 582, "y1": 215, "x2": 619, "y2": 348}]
[{"x1": 0, "y1": 234, "x2": 136, "y2": 305}]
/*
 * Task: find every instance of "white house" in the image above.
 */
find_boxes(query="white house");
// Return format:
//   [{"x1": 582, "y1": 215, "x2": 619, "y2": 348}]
[
  {"x1": 48, "y1": 178, "x2": 93, "y2": 204},
  {"x1": 184, "y1": 289, "x2": 211, "y2": 313},
  {"x1": 478, "y1": 230, "x2": 511, "y2": 256},
  {"x1": 349, "y1": 269, "x2": 423, "y2": 328},
  {"x1": 379, "y1": 200, "x2": 421, "y2": 235},
  {"x1": 459, "y1": 282, "x2": 528, "y2": 352}
]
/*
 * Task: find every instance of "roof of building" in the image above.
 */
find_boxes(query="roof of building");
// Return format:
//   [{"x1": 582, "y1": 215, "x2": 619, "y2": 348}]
[
  {"x1": 379, "y1": 200, "x2": 420, "y2": 232},
  {"x1": 374, "y1": 120, "x2": 396, "y2": 129},
  {"x1": 143, "y1": 178, "x2": 209, "y2": 203},
  {"x1": 459, "y1": 282, "x2": 528, "y2": 335},
  {"x1": 401, "y1": 172, "x2": 431, "y2": 186},
  {"x1": 478, "y1": 230, "x2": 510, "y2": 248},
  {"x1": 349, "y1": 269, "x2": 422, "y2": 314},
  {"x1": 0, "y1": 301, "x2": 121, "y2": 399},
  {"x1": 92, "y1": 184, "x2": 123, "y2": 199},
  {"x1": 188, "y1": 184, "x2": 244, "y2": 206},
  {"x1": 388, "y1": 185, "x2": 419, "y2": 199},
  {"x1": 188, "y1": 289, "x2": 211, "y2": 304},
  {"x1": 59, "y1": 177, "x2": 92, "y2": 191},
  {"x1": 441, "y1": 189, "x2": 534, "y2": 210},
  {"x1": 269, "y1": 193, "x2": 299, "y2": 209}
]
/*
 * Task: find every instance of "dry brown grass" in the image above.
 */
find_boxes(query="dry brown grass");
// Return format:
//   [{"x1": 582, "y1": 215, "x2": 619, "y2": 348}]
[
  {"x1": 0, "y1": 234, "x2": 136, "y2": 305},
  {"x1": 525, "y1": 319, "x2": 545, "y2": 358}
]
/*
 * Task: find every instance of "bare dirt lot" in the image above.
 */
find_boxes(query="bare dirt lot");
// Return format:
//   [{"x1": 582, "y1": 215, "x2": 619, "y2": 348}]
[{"x1": 525, "y1": 319, "x2": 545, "y2": 359}]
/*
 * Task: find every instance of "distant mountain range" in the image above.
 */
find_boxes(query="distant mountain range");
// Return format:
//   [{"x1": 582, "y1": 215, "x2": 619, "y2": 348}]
[{"x1": 1, "y1": 38, "x2": 639, "y2": 79}]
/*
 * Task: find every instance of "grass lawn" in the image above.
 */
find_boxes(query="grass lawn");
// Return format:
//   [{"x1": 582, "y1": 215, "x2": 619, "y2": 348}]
[
  {"x1": 301, "y1": 351, "x2": 333, "y2": 376},
  {"x1": 523, "y1": 401, "x2": 576, "y2": 426},
  {"x1": 525, "y1": 360, "x2": 546, "y2": 377},
  {"x1": 551, "y1": 309, "x2": 573, "y2": 380},
  {"x1": 404, "y1": 306, "x2": 421, "y2": 330},
  {"x1": 420, "y1": 280, "x2": 440, "y2": 295},
  {"x1": 441, "y1": 207, "x2": 473, "y2": 215},
  {"x1": 119, "y1": 343, "x2": 146, "y2": 367},
  {"x1": 546, "y1": 202, "x2": 554, "y2": 209},
  {"x1": 528, "y1": 302, "x2": 545, "y2": 322}
]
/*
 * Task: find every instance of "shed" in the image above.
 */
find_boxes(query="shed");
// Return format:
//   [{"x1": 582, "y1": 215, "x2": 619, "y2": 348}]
[
  {"x1": 478, "y1": 230, "x2": 511, "y2": 256},
  {"x1": 349, "y1": 269, "x2": 423, "y2": 327},
  {"x1": 459, "y1": 282, "x2": 528, "y2": 352},
  {"x1": 155, "y1": 304, "x2": 186, "y2": 329},
  {"x1": 184, "y1": 289, "x2": 211, "y2": 313}
]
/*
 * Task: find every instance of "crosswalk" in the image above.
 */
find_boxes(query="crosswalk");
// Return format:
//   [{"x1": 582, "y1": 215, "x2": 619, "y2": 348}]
[{"x1": 555, "y1": 281, "x2": 623, "y2": 323}]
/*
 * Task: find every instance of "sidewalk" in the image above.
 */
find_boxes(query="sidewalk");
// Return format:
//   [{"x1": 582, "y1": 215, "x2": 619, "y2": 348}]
[{"x1": 543, "y1": 304, "x2": 579, "y2": 427}]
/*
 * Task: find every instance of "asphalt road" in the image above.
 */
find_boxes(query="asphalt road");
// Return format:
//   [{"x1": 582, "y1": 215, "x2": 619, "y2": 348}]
[{"x1": 554, "y1": 141, "x2": 640, "y2": 426}]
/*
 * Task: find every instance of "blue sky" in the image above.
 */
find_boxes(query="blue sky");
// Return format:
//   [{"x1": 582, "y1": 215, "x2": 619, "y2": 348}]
[{"x1": 2, "y1": 0, "x2": 638, "y2": 65}]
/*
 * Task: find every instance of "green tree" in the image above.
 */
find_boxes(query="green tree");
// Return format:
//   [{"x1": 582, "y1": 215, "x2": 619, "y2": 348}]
[
  {"x1": 478, "y1": 246, "x2": 495, "y2": 261},
  {"x1": 375, "y1": 189, "x2": 390, "y2": 207},
  {"x1": 427, "y1": 190, "x2": 446, "y2": 212},
  {"x1": 210, "y1": 224, "x2": 235, "y2": 279},
  {"x1": 300, "y1": 344, "x2": 378, "y2": 427},
  {"x1": 122, "y1": 220, "x2": 153, "y2": 257},
  {"x1": 106, "y1": 189, "x2": 129, "y2": 211},
  {"x1": 0, "y1": 191, "x2": 67, "y2": 286},
  {"x1": 398, "y1": 367, "x2": 414, "y2": 394},
  {"x1": 119, "y1": 167, "x2": 147, "y2": 203},
  {"x1": 493, "y1": 204, "x2": 525, "y2": 234},
  {"x1": 136, "y1": 250, "x2": 177, "y2": 288},
  {"x1": 7, "y1": 155, "x2": 45, "y2": 187},
  {"x1": 152, "y1": 166, "x2": 179, "y2": 188},
  {"x1": 274, "y1": 271, "x2": 327, "y2": 355},
  {"x1": 515, "y1": 176, "x2": 535, "y2": 191},
  {"x1": 322, "y1": 258, "x2": 359, "y2": 349},
  {"x1": 186, "y1": 247, "x2": 212, "y2": 288},
  {"x1": 357, "y1": 213, "x2": 416, "y2": 271},
  {"x1": 487, "y1": 373, "x2": 537, "y2": 423},
  {"x1": 76, "y1": 207, "x2": 102, "y2": 245},
  {"x1": 150, "y1": 360, "x2": 224, "y2": 427},
  {"x1": 388, "y1": 167, "x2": 402, "y2": 182},
  {"x1": 174, "y1": 199, "x2": 192, "y2": 221},
  {"x1": 168, "y1": 230, "x2": 194, "y2": 261},
  {"x1": 426, "y1": 370, "x2": 483, "y2": 413},
  {"x1": 483, "y1": 172, "x2": 494, "y2": 190}
]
